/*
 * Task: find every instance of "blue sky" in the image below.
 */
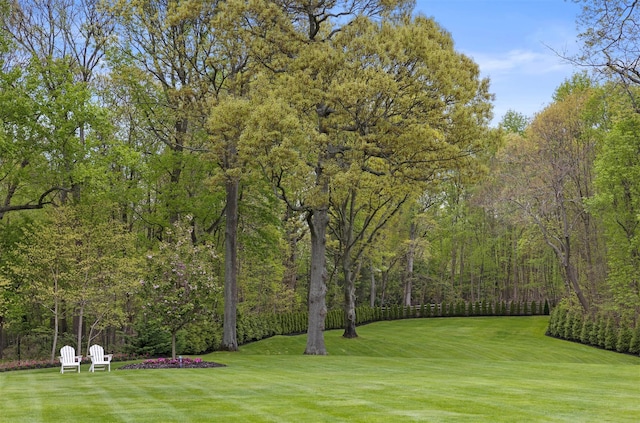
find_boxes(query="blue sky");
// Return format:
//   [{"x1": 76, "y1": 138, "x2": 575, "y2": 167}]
[{"x1": 414, "y1": 0, "x2": 583, "y2": 124}]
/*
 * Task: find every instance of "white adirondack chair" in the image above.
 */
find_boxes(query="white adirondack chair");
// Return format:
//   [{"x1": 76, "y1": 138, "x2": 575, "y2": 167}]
[
  {"x1": 59, "y1": 345, "x2": 82, "y2": 374},
  {"x1": 88, "y1": 344, "x2": 112, "y2": 372}
]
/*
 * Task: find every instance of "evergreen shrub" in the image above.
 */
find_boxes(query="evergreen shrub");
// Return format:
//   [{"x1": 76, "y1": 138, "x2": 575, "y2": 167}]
[
  {"x1": 580, "y1": 317, "x2": 594, "y2": 345},
  {"x1": 604, "y1": 318, "x2": 617, "y2": 350},
  {"x1": 571, "y1": 311, "x2": 583, "y2": 341},
  {"x1": 616, "y1": 325, "x2": 633, "y2": 353},
  {"x1": 596, "y1": 315, "x2": 608, "y2": 348}
]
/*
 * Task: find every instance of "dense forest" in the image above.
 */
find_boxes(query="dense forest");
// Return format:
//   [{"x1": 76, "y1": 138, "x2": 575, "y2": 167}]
[{"x1": 1, "y1": 0, "x2": 639, "y2": 361}]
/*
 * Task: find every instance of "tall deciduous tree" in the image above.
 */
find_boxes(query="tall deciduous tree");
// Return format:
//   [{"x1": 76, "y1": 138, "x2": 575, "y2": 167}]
[
  {"x1": 246, "y1": 6, "x2": 492, "y2": 351},
  {"x1": 323, "y1": 14, "x2": 492, "y2": 335},
  {"x1": 108, "y1": 0, "x2": 220, "y2": 231},
  {"x1": 109, "y1": 0, "x2": 248, "y2": 351},
  {"x1": 575, "y1": 1, "x2": 640, "y2": 94},
  {"x1": 496, "y1": 86, "x2": 600, "y2": 311},
  {"x1": 590, "y1": 104, "x2": 640, "y2": 319},
  {"x1": 1, "y1": 0, "x2": 114, "y2": 215}
]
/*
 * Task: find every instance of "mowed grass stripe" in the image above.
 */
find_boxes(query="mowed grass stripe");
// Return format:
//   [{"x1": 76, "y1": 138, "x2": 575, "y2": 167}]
[{"x1": 1, "y1": 317, "x2": 638, "y2": 422}]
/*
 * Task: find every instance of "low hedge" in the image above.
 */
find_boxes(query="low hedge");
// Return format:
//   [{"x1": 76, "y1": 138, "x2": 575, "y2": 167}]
[{"x1": 546, "y1": 300, "x2": 639, "y2": 356}]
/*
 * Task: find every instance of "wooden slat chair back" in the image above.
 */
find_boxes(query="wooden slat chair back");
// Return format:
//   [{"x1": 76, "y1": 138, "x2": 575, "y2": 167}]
[
  {"x1": 59, "y1": 345, "x2": 82, "y2": 374},
  {"x1": 88, "y1": 344, "x2": 112, "y2": 372}
]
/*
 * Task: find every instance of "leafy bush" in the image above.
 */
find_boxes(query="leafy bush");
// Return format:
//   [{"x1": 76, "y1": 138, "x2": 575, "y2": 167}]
[
  {"x1": 127, "y1": 319, "x2": 172, "y2": 357},
  {"x1": 181, "y1": 320, "x2": 221, "y2": 354}
]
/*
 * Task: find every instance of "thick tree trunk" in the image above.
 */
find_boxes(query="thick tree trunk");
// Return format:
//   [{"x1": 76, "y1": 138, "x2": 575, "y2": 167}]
[
  {"x1": 563, "y1": 255, "x2": 590, "y2": 312},
  {"x1": 305, "y1": 208, "x2": 328, "y2": 355},
  {"x1": 222, "y1": 177, "x2": 239, "y2": 351}
]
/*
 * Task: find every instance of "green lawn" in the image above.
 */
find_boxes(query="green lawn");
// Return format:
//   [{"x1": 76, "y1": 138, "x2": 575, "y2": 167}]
[{"x1": 1, "y1": 317, "x2": 638, "y2": 422}]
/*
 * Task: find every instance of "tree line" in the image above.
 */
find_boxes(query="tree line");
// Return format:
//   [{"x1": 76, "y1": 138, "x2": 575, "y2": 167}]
[{"x1": 0, "y1": 0, "x2": 639, "y2": 361}]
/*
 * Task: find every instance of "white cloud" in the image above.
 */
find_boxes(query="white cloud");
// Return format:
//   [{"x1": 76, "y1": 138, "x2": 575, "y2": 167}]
[{"x1": 467, "y1": 49, "x2": 573, "y2": 77}]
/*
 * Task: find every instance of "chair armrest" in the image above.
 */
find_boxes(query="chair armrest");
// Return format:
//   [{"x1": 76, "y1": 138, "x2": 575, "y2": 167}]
[
  {"x1": 75, "y1": 355, "x2": 82, "y2": 362},
  {"x1": 105, "y1": 354, "x2": 113, "y2": 362}
]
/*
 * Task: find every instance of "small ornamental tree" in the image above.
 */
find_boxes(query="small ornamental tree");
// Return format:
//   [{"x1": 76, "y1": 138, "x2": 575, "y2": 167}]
[{"x1": 141, "y1": 217, "x2": 220, "y2": 359}]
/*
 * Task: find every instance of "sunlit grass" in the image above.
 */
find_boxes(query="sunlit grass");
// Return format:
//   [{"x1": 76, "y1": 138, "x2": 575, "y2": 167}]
[{"x1": 1, "y1": 317, "x2": 638, "y2": 422}]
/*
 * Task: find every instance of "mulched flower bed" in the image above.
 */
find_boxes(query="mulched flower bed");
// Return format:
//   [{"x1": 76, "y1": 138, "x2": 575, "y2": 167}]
[{"x1": 119, "y1": 357, "x2": 226, "y2": 370}]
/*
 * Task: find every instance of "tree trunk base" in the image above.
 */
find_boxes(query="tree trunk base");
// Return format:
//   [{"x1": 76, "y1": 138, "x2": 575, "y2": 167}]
[{"x1": 342, "y1": 323, "x2": 358, "y2": 339}]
